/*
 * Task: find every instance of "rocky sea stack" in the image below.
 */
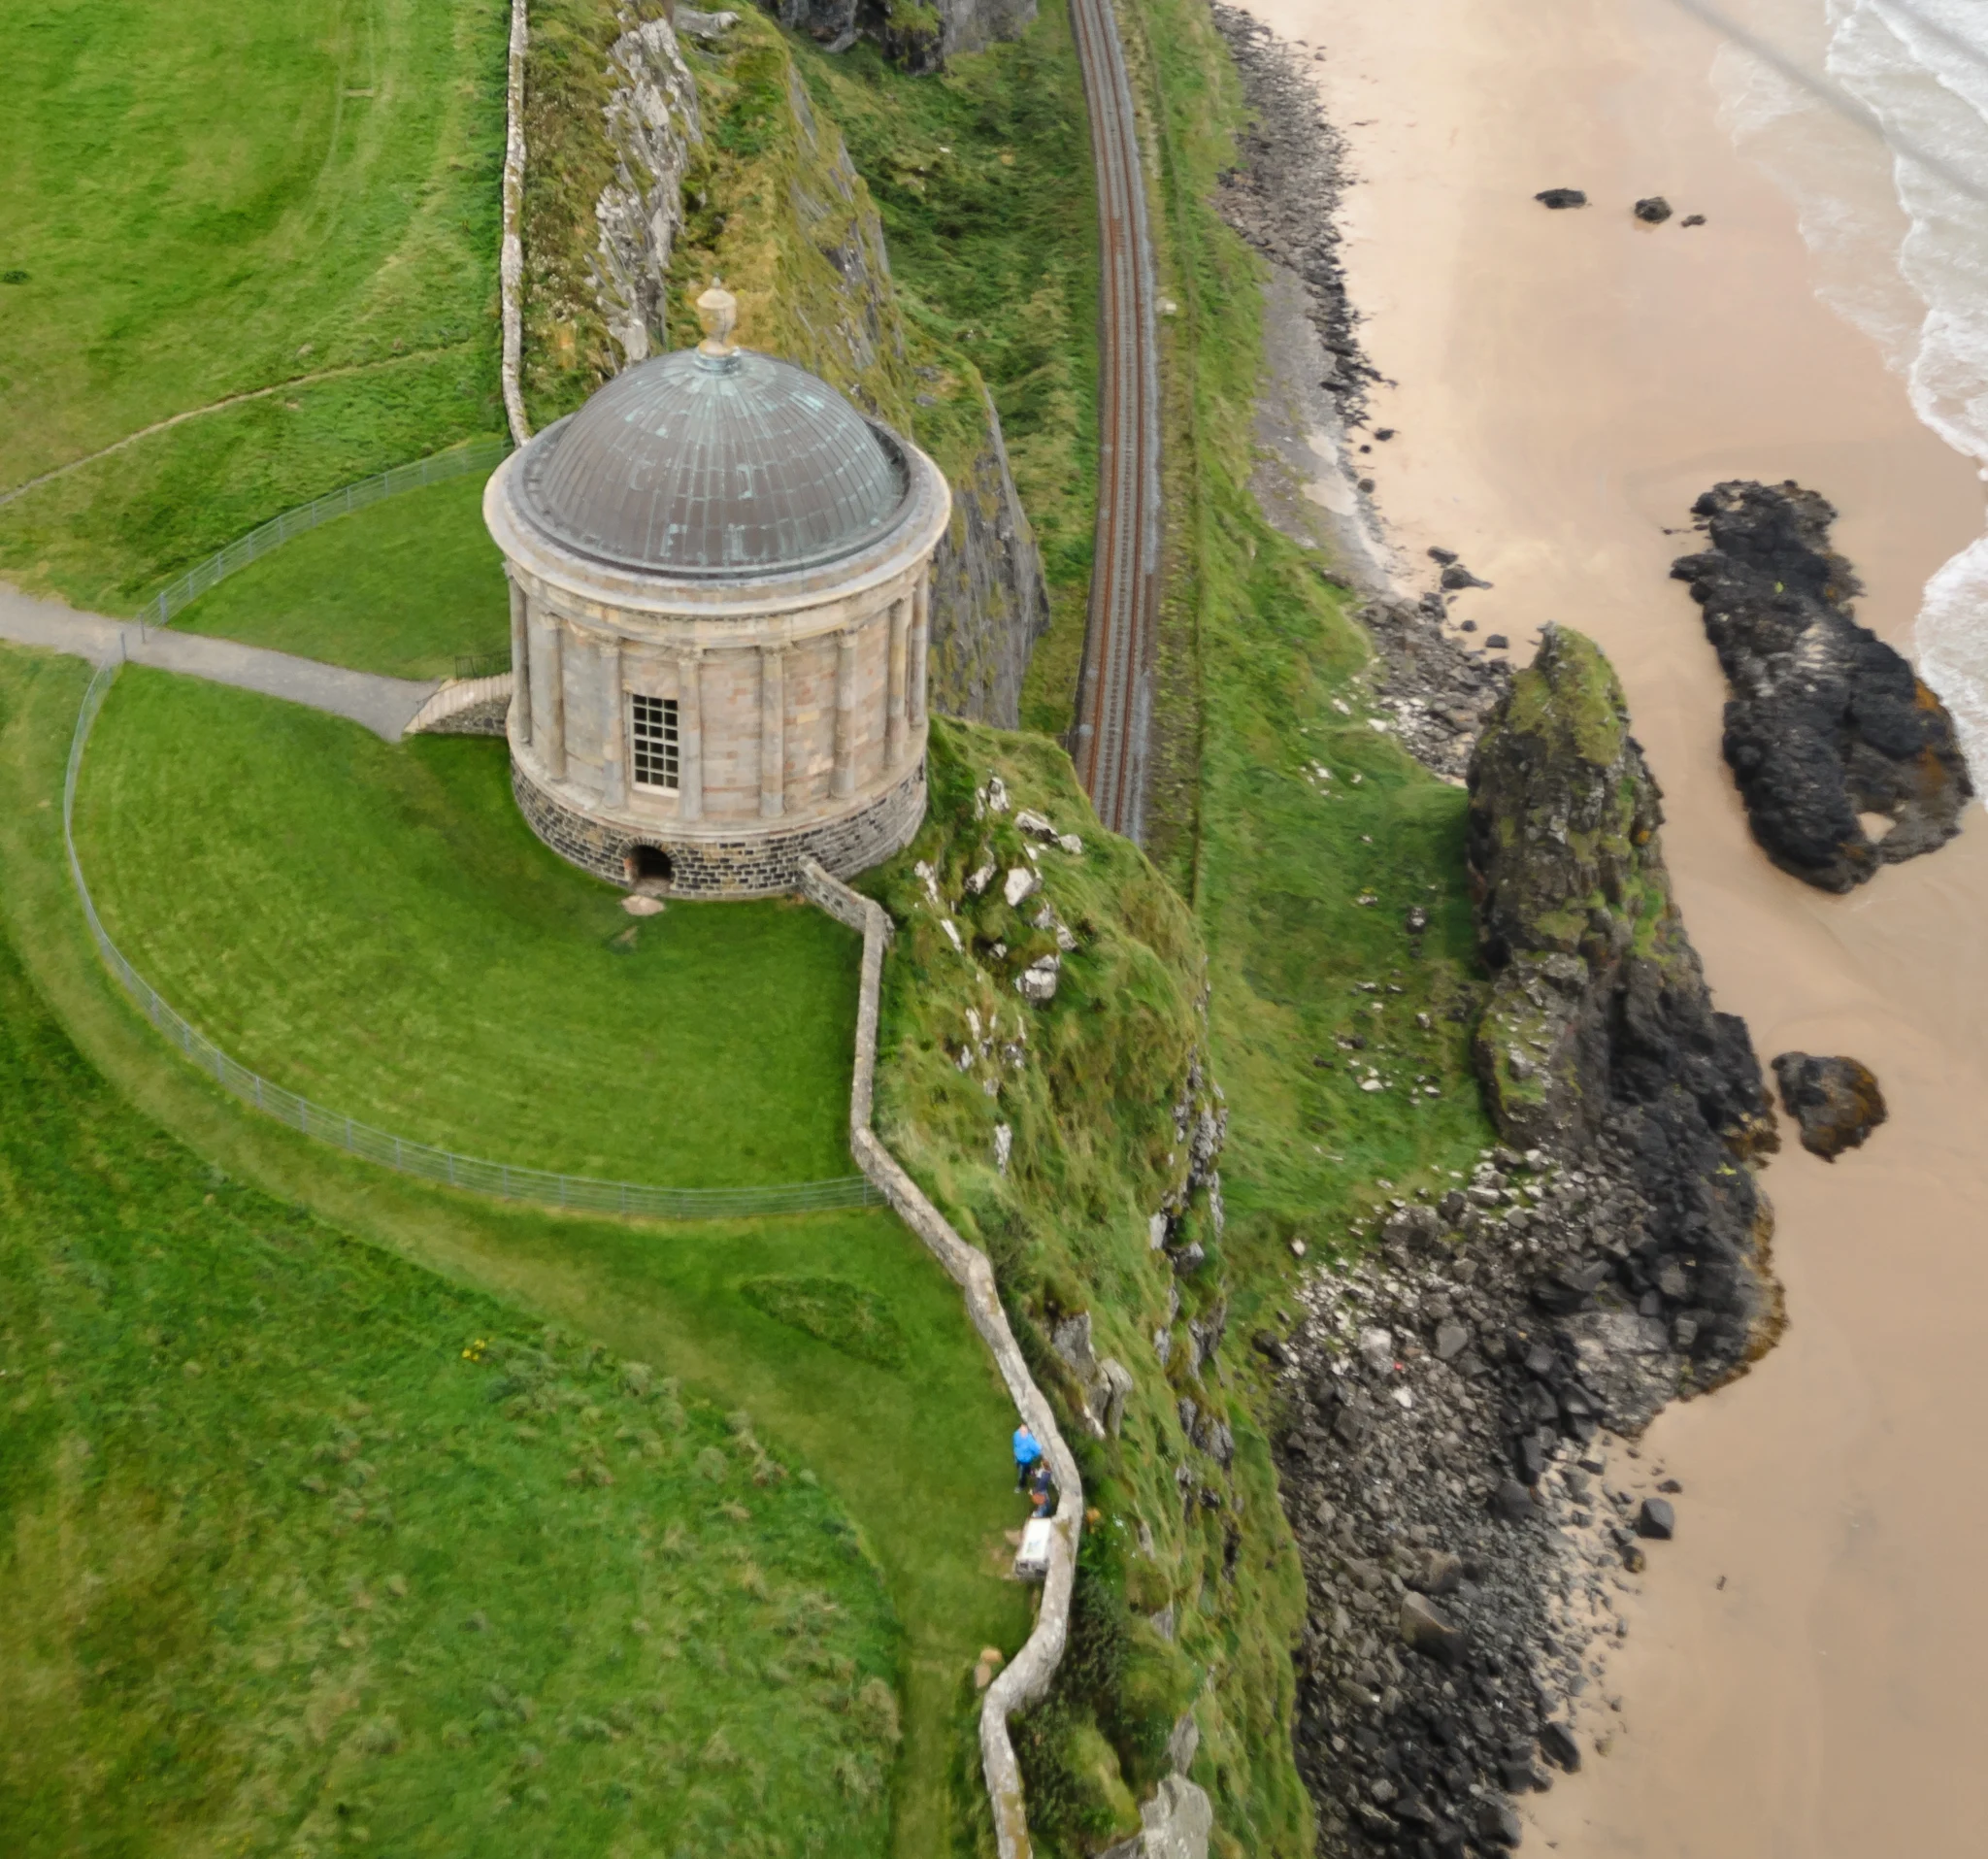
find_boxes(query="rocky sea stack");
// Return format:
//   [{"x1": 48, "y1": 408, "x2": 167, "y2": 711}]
[
  {"x1": 1467, "y1": 624, "x2": 1779, "y2": 1375},
  {"x1": 1270, "y1": 630, "x2": 1791, "y2": 1859},
  {"x1": 1670, "y1": 479, "x2": 1973, "y2": 892}
]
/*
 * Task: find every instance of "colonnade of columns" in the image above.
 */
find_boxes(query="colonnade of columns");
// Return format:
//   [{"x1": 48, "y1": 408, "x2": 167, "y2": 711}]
[{"x1": 508, "y1": 576, "x2": 927, "y2": 825}]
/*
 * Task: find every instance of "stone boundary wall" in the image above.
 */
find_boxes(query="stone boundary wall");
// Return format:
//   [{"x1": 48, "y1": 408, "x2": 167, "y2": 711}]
[
  {"x1": 406, "y1": 671, "x2": 514, "y2": 738},
  {"x1": 501, "y1": 0, "x2": 531, "y2": 448},
  {"x1": 798, "y1": 856, "x2": 1080, "y2": 1859}
]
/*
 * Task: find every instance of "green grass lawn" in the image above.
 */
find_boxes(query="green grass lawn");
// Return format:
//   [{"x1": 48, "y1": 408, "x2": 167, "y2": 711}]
[
  {"x1": 0, "y1": 0, "x2": 508, "y2": 611},
  {"x1": 2, "y1": 643, "x2": 1034, "y2": 1856},
  {"x1": 0, "y1": 926, "x2": 907, "y2": 1858},
  {"x1": 177, "y1": 471, "x2": 511, "y2": 680},
  {"x1": 74, "y1": 671, "x2": 859, "y2": 1187}
]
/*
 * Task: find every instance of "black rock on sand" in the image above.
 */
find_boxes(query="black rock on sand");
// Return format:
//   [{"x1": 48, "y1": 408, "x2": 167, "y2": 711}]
[
  {"x1": 1671, "y1": 480, "x2": 1974, "y2": 891},
  {"x1": 1772, "y1": 1051, "x2": 1889, "y2": 1160}
]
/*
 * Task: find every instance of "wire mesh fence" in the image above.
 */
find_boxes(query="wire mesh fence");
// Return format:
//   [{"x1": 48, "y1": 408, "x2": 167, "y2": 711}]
[
  {"x1": 135, "y1": 437, "x2": 516, "y2": 633},
  {"x1": 64, "y1": 658, "x2": 881, "y2": 1218}
]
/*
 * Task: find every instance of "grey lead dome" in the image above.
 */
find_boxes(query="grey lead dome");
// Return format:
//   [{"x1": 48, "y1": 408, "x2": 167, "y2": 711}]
[{"x1": 514, "y1": 346, "x2": 912, "y2": 579}]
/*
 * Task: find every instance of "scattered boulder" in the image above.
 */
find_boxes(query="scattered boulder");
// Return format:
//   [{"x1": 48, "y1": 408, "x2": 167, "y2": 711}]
[
  {"x1": 1483, "y1": 633, "x2": 1509, "y2": 649},
  {"x1": 1134, "y1": 1775, "x2": 1215, "y2": 1859},
  {"x1": 1477, "y1": 1799, "x2": 1525, "y2": 1847},
  {"x1": 1539, "y1": 1720, "x2": 1582, "y2": 1772},
  {"x1": 1682, "y1": 213, "x2": 1707, "y2": 227},
  {"x1": 1671, "y1": 481, "x2": 1973, "y2": 890},
  {"x1": 1634, "y1": 195, "x2": 1673, "y2": 223},
  {"x1": 1406, "y1": 1546, "x2": 1465, "y2": 1595},
  {"x1": 1536, "y1": 187, "x2": 1588, "y2": 209},
  {"x1": 1772, "y1": 1051, "x2": 1888, "y2": 1160},
  {"x1": 1015, "y1": 954, "x2": 1060, "y2": 1004},
  {"x1": 1637, "y1": 1496, "x2": 1676, "y2": 1540},
  {"x1": 1399, "y1": 1591, "x2": 1468, "y2": 1664},
  {"x1": 1490, "y1": 1478, "x2": 1538, "y2": 1523},
  {"x1": 1440, "y1": 561, "x2": 1494, "y2": 591},
  {"x1": 673, "y1": 8, "x2": 739, "y2": 38}
]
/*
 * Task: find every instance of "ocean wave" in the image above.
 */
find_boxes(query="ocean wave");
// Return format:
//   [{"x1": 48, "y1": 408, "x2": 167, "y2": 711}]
[{"x1": 1714, "y1": 0, "x2": 1988, "y2": 786}]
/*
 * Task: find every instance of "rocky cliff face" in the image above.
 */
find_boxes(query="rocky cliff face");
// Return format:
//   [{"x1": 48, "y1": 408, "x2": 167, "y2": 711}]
[
  {"x1": 1670, "y1": 479, "x2": 1973, "y2": 892},
  {"x1": 925, "y1": 382, "x2": 1050, "y2": 727},
  {"x1": 761, "y1": 0, "x2": 1039, "y2": 68},
  {"x1": 1467, "y1": 624, "x2": 1778, "y2": 1376},
  {"x1": 665, "y1": 12, "x2": 1049, "y2": 722},
  {"x1": 589, "y1": 15, "x2": 703, "y2": 367}
]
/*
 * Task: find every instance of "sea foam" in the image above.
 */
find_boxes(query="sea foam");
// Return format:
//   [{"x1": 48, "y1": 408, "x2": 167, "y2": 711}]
[{"x1": 1713, "y1": 0, "x2": 1988, "y2": 786}]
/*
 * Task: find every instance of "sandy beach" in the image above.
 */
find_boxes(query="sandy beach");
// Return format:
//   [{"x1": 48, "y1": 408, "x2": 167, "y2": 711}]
[{"x1": 1232, "y1": 0, "x2": 1988, "y2": 1849}]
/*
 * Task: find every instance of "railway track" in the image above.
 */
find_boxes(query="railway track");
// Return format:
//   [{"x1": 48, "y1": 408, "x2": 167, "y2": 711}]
[{"x1": 1067, "y1": 0, "x2": 1163, "y2": 844}]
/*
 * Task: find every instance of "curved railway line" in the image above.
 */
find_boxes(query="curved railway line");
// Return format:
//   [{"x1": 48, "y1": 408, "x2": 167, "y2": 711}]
[{"x1": 1067, "y1": 0, "x2": 1164, "y2": 845}]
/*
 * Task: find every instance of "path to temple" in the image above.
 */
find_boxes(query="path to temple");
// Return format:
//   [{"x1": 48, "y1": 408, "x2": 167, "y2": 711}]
[{"x1": 0, "y1": 583, "x2": 437, "y2": 741}]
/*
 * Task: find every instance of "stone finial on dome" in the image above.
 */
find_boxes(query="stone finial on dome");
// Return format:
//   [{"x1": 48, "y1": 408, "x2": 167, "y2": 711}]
[{"x1": 695, "y1": 279, "x2": 740, "y2": 360}]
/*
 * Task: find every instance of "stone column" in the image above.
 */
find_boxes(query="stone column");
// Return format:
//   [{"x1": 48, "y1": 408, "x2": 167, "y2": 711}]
[
  {"x1": 833, "y1": 628, "x2": 859, "y2": 800},
  {"x1": 678, "y1": 648, "x2": 704, "y2": 820},
  {"x1": 508, "y1": 576, "x2": 532, "y2": 745},
  {"x1": 908, "y1": 573, "x2": 929, "y2": 731},
  {"x1": 759, "y1": 643, "x2": 786, "y2": 818},
  {"x1": 539, "y1": 614, "x2": 567, "y2": 780},
  {"x1": 885, "y1": 597, "x2": 910, "y2": 769},
  {"x1": 600, "y1": 633, "x2": 626, "y2": 808}
]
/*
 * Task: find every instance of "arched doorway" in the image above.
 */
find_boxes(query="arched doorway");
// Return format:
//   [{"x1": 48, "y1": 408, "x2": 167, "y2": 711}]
[{"x1": 624, "y1": 844, "x2": 674, "y2": 892}]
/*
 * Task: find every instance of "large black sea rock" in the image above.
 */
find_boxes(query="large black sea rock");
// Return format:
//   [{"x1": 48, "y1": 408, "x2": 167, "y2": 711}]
[{"x1": 1670, "y1": 479, "x2": 1973, "y2": 892}]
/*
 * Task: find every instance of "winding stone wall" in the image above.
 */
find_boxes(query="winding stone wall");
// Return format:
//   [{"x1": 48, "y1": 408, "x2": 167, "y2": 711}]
[{"x1": 798, "y1": 856, "x2": 1081, "y2": 1859}]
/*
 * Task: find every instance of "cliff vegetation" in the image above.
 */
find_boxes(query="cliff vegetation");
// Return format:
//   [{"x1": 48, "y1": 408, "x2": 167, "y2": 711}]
[{"x1": 866, "y1": 718, "x2": 1309, "y2": 1857}]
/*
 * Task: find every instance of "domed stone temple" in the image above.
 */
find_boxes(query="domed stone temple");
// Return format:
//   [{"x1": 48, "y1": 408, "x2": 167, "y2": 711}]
[{"x1": 482, "y1": 284, "x2": 950, "y2": 896}]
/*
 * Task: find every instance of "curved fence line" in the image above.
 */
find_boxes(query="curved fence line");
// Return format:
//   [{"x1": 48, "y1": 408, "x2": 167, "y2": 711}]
[
  {"x1": 135, "y1": 437, "x2": 514, "y2": 634},
  {"x1": 63, "y1": 660, "x2": 880, "y2": 1217}
]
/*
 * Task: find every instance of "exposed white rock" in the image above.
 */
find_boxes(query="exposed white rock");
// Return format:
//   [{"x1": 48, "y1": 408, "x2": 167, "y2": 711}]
[
  {"x1": 1003, "y1": 866, "x2": 1040, "y2": 908},
  {"x1": 673, "y1": 7, "x2": 738, "y2": 38},
  {"x1": 1015, "y1": 954, "x2": 1060, "y2": 1004}
]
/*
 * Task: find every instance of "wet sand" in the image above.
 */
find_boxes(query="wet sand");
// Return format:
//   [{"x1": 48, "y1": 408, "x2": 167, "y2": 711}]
[{"x1": 1232, "y1": 0, "x2": 1988, "y2": 1849}]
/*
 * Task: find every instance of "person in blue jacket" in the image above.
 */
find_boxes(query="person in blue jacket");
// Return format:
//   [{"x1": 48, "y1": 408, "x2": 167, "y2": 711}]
[{"x1": 1012, "y1": 1422, "x2": 1043, "y2": 1491}]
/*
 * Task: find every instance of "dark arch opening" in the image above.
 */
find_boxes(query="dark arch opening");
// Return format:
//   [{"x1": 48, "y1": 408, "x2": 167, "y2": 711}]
[{"x1": 625, "y1": 844, "x2": 674, "y2": 886}]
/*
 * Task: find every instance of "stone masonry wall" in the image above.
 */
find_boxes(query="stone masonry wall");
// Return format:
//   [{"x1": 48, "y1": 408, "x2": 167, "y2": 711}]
[{"x1": 513, "y1": 754, "x2": 926, "y2": 895}]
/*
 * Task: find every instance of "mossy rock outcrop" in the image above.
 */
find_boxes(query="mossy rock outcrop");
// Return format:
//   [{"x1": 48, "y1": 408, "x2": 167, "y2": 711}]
[{"x1": 1467, "y1": 626, "x2": 1780, "y2": 1374}]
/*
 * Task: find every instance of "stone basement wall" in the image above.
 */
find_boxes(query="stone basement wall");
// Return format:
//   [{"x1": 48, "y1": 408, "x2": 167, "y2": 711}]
[
  {"x1": 797, "y1": 857, "x2": 1080, "y2": 1859},
  {"x1": 406, "y1": 672, "x2": 514, "y2": 739},
  {"x1": 513, "y1": 754, "x2": 927, "y2": 896}
]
